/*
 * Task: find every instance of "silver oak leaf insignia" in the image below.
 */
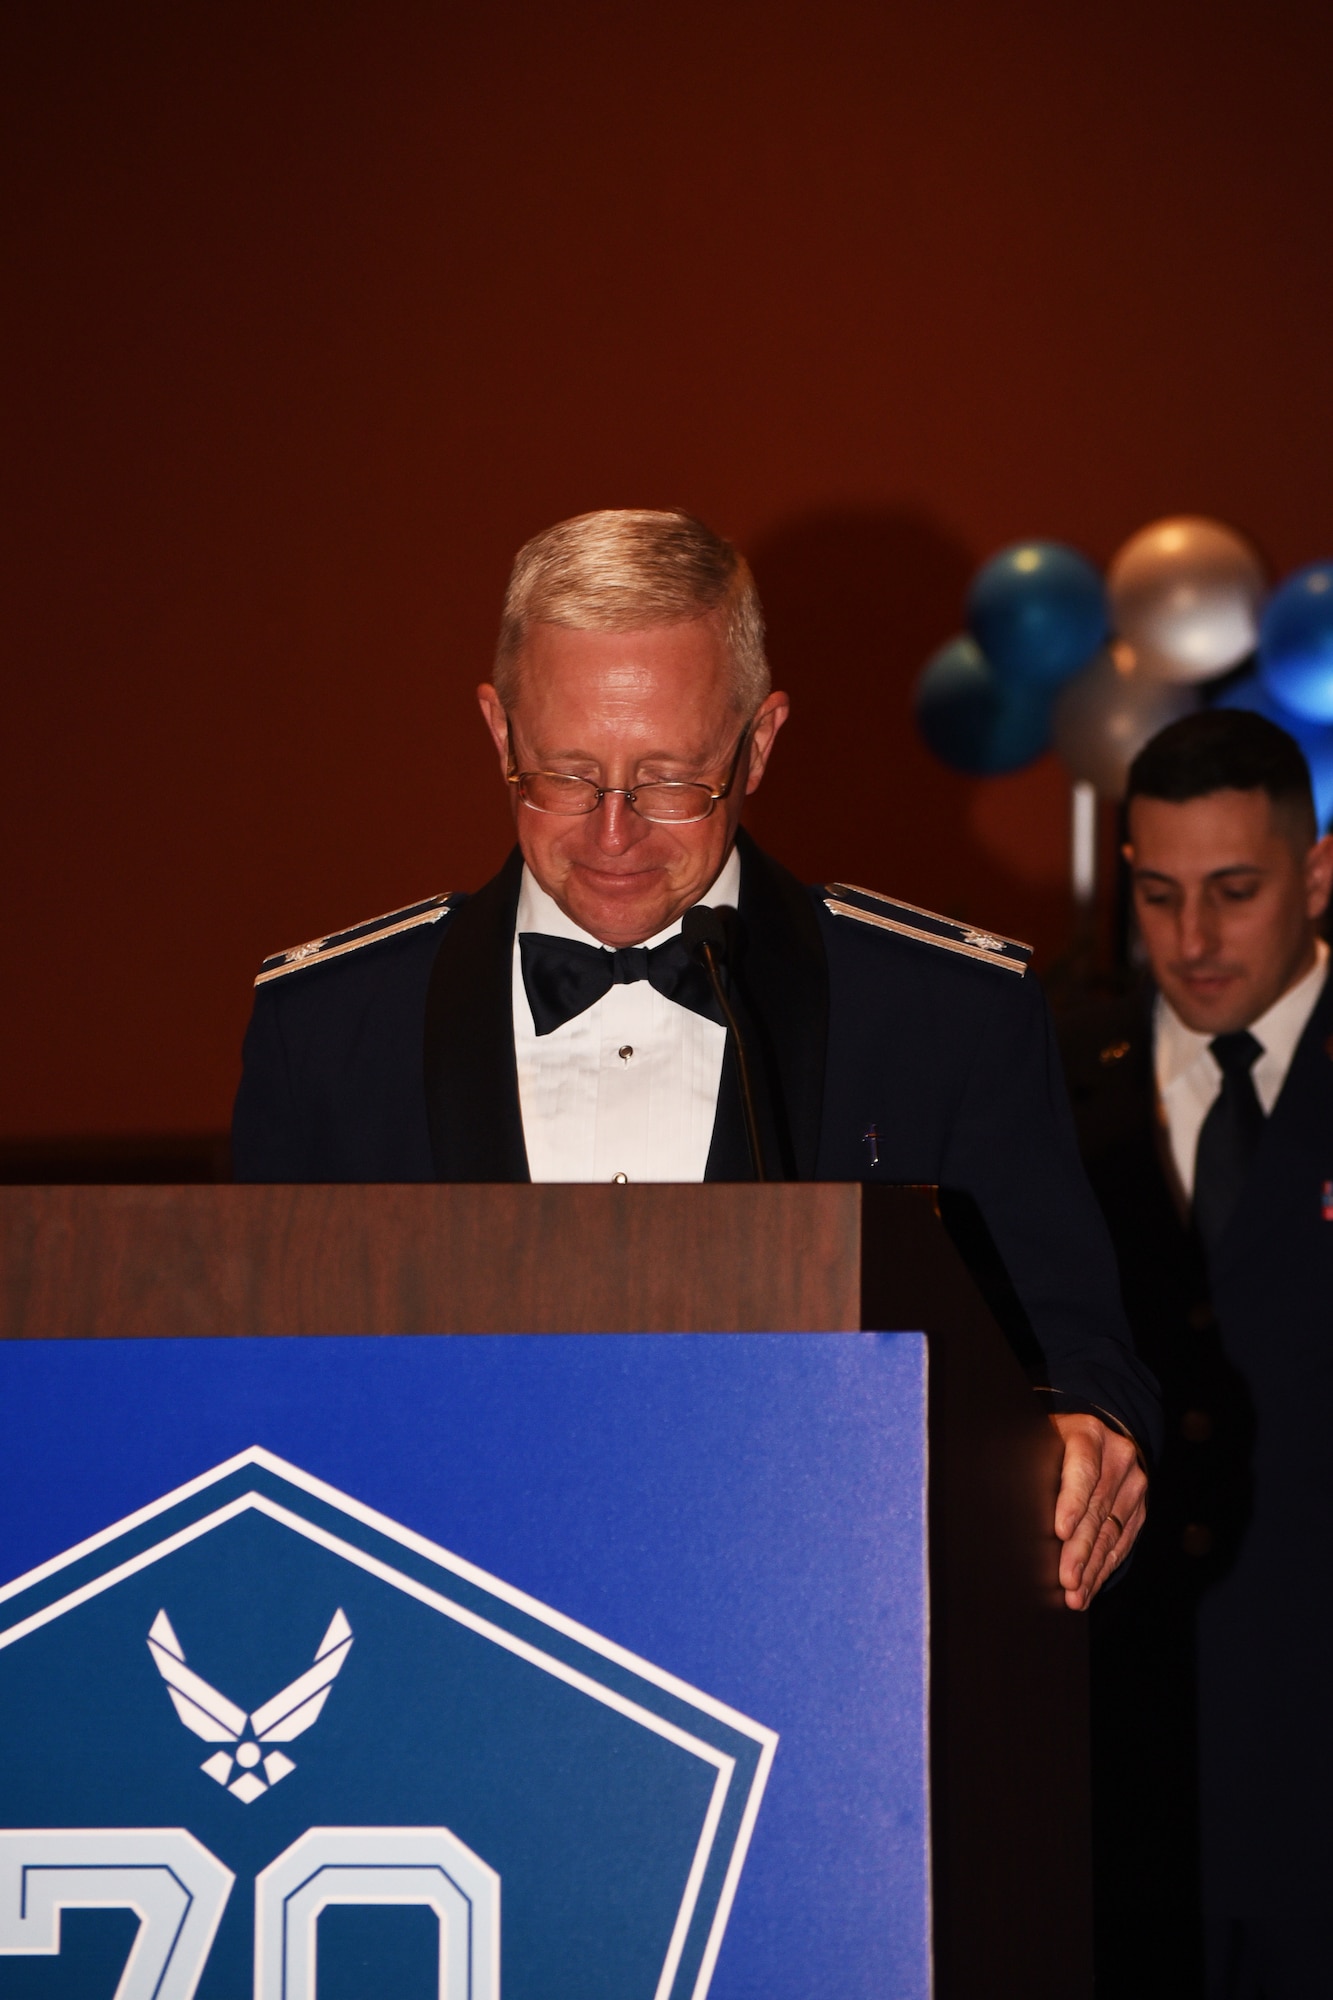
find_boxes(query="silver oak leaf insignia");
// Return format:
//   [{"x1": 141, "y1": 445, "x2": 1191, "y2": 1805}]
[{"x1": 147, "y1": 1607, "x2": 353, "y2": 1803}]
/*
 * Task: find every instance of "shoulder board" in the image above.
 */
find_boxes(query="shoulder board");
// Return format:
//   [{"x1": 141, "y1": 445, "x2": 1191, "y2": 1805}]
[
  {"x1": 823, "y1": 882, "x2": 1031, "y2": 976},
  {"x1": 255, "y1": 893, "x2": 454, "y2": 987}
]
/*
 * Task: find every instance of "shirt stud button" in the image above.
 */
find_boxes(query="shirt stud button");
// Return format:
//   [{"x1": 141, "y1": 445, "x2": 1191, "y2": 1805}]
[
  {"x1": 618, "y1": 1045, "x2": 634, "y2": 1062},
  {"x1": 613, "y1": 1172, "x2": 628, "y2": 1184}
]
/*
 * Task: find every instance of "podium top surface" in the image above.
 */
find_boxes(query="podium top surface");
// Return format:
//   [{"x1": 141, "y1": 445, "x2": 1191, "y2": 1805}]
[{"x1": 0, "y1": 1182, "x2": 951, "y2": 1340}]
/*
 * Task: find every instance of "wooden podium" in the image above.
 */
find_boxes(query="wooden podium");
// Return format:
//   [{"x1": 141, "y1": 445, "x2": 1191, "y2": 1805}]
[{"x1": 0, "y1": 1182, "x2": 1090, "y2": 1999}]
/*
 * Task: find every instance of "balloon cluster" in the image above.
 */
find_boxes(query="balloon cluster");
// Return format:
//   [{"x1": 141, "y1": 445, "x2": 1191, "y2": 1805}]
[{"x1": 915, "y1": 519, "x2": 1333, "y2": 826}]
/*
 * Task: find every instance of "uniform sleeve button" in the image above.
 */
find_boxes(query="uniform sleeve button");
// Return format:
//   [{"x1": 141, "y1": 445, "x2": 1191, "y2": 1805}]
[
  {"x1": 1182, "y1": 1523, "x2": 1215, "y2": 1558},
  {"x1": 1187, "y1": 1302, "x2": 1216, "y2": 1332},
  {"x1": 1182, "y1": 1409, "x2": 1214, "y2": 1443}
]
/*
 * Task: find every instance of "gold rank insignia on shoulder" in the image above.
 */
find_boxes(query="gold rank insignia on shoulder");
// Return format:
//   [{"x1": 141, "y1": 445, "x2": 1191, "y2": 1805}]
[
  {"x1": 823, "y1": 882, "x2": 1032, "y2": 976},
  {"x1": 254, "y1": 893, "x2": 454, "y2": 986}
]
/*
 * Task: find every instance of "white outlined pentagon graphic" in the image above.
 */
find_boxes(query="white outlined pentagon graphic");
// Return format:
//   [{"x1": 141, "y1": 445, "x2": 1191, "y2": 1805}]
[{"x1": 0, "y1": 1447, "x2": 777, "y2": 2000}]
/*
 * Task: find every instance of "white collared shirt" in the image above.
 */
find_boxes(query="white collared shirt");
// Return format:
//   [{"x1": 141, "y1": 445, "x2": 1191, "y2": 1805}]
[
  {"x1": 512, "y1": 848, "x2": 742, "y2": 1184},
  {"x1": 1155, "y1": 939, "x2": 1329, "y2": 1198}
]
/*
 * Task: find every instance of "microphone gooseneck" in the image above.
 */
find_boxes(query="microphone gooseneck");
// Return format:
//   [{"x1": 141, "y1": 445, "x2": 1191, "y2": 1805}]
[{"x1": 681, "y1": 906, "x2": 767, "y2": 1183}]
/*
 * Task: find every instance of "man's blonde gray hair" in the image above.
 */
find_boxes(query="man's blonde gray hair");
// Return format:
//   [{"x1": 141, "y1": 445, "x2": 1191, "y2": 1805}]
[{"x1": 494, "y1": 508, "x2": 769, "y2": 712}]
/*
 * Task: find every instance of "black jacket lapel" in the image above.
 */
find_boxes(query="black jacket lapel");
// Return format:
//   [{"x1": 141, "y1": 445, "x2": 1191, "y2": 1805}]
[
  {"x1": 704, "y1": 829, "x2": 829, "y2": 1181},
  {"x1": 1265, "y1": 957, "x2": 1333, "y2": 1135},
  {"x1": 1214, "y1": 960, "x2": 1333, "y2": 1274},
  {"x1": 703, "y1": 1038, "x2": 761, "y2": 1181},
  {"x1": 423, "y1": 846, "x2": 531, "y2": 1182}
]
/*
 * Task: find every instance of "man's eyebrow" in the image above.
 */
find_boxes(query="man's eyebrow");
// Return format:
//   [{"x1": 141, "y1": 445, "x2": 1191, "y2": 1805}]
[
  {"x1": 1131, "y1": 863, "x2": 1266, "y2": 882},
  {"x1": 528, "y1": 747, "x2": 712, "y2": 769}
]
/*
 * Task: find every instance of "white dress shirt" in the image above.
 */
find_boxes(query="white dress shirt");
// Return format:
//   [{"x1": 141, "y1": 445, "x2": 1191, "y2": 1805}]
[
  {"x1": 512, "y1": 849, "x2": 742, "y2": 1183},
  {"x1": 1155, "y1": 939, "x2": 1329, "y2": 1199}
]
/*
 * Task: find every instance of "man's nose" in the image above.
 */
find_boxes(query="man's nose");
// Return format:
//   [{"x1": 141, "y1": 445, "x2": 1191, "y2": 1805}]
[
  {"x1": 591, "y1": 790, "x2": 648, "y2": 852},
  {"x1": 1178, "y1": 893, "x2": 1218, "y2": 961}
]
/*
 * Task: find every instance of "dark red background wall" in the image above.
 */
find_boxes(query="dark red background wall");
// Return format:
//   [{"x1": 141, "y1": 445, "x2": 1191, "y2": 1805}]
[{"x1": 5, "y1": 0, "x2": 1332, "y2": 1139}]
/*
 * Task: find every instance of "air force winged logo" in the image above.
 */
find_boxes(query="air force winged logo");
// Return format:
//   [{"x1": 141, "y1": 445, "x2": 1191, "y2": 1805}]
[{"x1": 147, "y1": 1605, "x2": 353, "y2": 1803}]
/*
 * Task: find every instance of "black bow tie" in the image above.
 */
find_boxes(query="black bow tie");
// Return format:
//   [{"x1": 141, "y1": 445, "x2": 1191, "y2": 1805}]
[{"x1": 519, "y1": 930, "x2": 724, "y2": 1036}]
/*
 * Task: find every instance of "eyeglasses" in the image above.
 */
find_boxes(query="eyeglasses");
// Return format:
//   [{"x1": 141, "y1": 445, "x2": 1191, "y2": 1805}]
[{"x1": 505, "y1": 719, "x2": 753, "y2": 825}]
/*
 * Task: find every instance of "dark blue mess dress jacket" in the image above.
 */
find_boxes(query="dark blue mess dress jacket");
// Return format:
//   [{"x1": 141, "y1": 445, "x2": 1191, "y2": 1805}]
[
  {"x1": 233, "y1": 831, "x2": 1161, "y2": 1457},
  {"x1": 1061, "y1": 971, "x2": 1333, "y2": 1985}
]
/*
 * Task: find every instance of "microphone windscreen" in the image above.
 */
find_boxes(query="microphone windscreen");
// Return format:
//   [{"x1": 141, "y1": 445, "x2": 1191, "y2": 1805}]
[{"x1": 681, "y1": 905, "x2": 729, "y2": 962}]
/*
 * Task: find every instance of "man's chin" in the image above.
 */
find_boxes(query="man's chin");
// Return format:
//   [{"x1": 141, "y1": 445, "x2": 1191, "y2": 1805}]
[
  {"x1": 1163, "y1": 976, "x2": 1252, "y2": 1036},
  {"x1": 562, "y1": 869, "x2": 676, "y2": 947}
]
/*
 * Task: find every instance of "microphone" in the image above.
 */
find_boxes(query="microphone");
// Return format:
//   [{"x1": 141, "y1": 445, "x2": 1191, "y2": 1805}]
[{"x1": 681, "y1": 905, "x2": 767, "y2": 1182}]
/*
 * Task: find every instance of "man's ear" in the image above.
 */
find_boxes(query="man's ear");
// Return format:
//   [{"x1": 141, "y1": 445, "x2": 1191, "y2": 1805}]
[
  {"x1": 476, "y1": 684, "x2": 511, "y2": 775},
  {"x1": 1304, "y1": 829, "x2": 1333, "y2": 921},
  {"x1": 1122, "y1": 795, "x2": 1141, "y2": 869},
  {"x1": 743, "y1": 690, "x2": 791, "y2": 796}
]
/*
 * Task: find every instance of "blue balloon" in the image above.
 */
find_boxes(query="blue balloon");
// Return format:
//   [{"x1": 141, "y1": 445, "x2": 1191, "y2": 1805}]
[
  {"x1": 914, "y1": 634, "x2": 1053, "y2": 776},
  {"x1": 1213, "y1": 671, "x2": 1333, "y2": 832},
  {"x1": 1257, "y1": 561, "x2": 1333, "y2": 722},
  {"x1": 966, "y1": 540, "x2": 1108, "y2": 688}
]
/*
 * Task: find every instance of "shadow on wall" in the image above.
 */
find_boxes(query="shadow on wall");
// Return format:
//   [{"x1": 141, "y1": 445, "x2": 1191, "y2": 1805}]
[{"x1": 742, "y1": 507, "x2": 1075, "y2": 964}]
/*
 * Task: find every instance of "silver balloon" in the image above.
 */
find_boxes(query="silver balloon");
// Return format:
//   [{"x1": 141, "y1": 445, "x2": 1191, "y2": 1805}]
[
  {"x1": 1107, "y1": 516, "x2": 1266, "y2": 681},
  {"x1": 1053, "y1": 643, "x2": 1199, "y2": 799}
]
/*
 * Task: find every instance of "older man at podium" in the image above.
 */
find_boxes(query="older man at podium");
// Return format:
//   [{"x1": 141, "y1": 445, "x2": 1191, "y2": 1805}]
[{"x1": 233, "y1": 507, "x2": 1159, "y2": 1609}]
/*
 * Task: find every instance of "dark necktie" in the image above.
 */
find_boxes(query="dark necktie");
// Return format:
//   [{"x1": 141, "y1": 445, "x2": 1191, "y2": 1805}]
[
  {"x1": 519, "y1": 931, "x2": 723, "y2": 1037},
  {"x1": 1192, "y1": 1029, "x2": 1265, "y2": 1255}
]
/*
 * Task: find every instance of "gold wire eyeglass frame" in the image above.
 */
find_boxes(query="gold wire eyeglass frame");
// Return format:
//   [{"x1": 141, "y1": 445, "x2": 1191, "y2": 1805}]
[{"x1": 504, "y1": 717, "x2": 754, "y2": 825}]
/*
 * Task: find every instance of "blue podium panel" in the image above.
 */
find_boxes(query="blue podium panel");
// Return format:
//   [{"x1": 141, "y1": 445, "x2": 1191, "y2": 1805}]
[{"x1": 0, "y1": 1333, "x2": 929, "y2": 2000}]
